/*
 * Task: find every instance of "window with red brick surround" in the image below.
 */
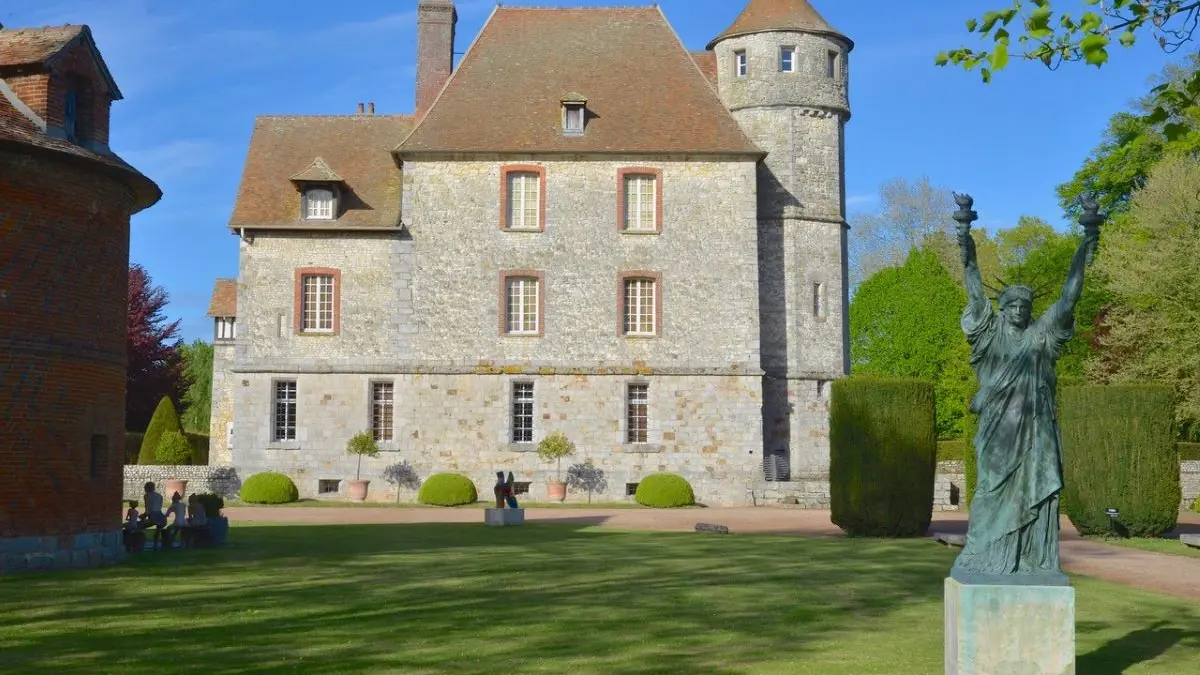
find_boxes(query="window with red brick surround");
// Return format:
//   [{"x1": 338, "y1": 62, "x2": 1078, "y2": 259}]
[
  {"x1": 616, "y1": 168, "x2": 663, "y2": 233},
  {"x1": 617, "y1": 271, "x2": 662, "y2": 337},
  {"x1": 499, "y1": 270, "x2": 545, "y2": 336},
  {"x1": 499, "y1": 165, "x2": 547, "y2": 231},
  {"x1": 294, "y1": 267, "x2": 341, "y2": 335}
]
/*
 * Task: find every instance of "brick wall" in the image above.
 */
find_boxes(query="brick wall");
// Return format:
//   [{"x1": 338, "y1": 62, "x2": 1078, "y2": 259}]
[
  {"x1": 6, "y1": 38, "x2": 114, "y2": 146},
  {"x1": 0, "y1": 149, "x2": 134, "y2": 540}
]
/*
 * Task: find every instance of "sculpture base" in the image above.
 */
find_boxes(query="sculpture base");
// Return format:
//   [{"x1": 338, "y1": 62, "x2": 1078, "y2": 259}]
[
  {"x1": 945, "y1": 578, "x2": 1075, "y2": 674},
  {"x1": 484, "y1": 508, "x2": 525, "y2": 527}
]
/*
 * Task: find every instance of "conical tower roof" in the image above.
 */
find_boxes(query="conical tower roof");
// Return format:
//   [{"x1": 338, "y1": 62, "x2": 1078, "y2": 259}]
[{"x1": 706, "y1": 0, "x2": 849, "y2": 50}]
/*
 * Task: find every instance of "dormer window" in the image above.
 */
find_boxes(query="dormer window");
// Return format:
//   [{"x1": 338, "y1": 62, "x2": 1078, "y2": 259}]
[
  {"x1": 561, "y1": 92, "x2": 588, "y2": 136},
  {"x1": 289, "y1": 157, "x2": 345, "y2": 222},
  {"x1": 305, "y1": 188, "x2": 335, "y2": 220},
  {"x1": 214, "y1": 316, "x2": 236, "y2": 341},
  {"x1": 63, "y1": 90, "x2": 78, "y2": 143}
]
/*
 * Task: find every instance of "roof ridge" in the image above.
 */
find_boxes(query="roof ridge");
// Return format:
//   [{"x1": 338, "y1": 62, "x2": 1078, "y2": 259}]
[{"x1": 255, "y1": 114, "x2": 413, "y2": 119}]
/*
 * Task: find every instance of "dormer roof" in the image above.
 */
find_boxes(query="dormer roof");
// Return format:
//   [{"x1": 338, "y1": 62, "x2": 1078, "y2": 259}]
[
  {"x1": 206, "y1": 279, "x2": 238, "y2": 318},
  {"x1": 0, "y1": 24, "x2": 123, "y2": 99},
  {"x1": 289, "y1": 156, "x2": 344, "y2": 184},
  {"x1": 706, "y1": 0, "x2": 850, "y2": 50}
]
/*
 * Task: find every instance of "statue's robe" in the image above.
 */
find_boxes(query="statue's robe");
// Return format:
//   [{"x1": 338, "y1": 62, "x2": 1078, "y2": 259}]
[{"x1": 951, "y1": 295, "x2": 1073, "y2": 582}]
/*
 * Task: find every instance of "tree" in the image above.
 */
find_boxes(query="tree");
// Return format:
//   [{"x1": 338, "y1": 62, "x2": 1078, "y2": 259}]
[
  {"x1": 179, "y1": 339, "x2": 213, "y2": 434},
  {"x1": 937, "y1": 2, "x2": 1200, "y2": 141},
  {"x1": 138, "y1": 396, "x2": 182, "y2": 465},
  {"x1": 1087, "y1": 155, "x2": 1200, "y2": 439},
  {"x1": 127, "y1": 263, "x2": 184, "y2": 432},
  {"x1": 1057, "y1": 54, "x2": 1200, "y2": 220},
  {"x1": 850, "y1": 247, "x2": 971, "y2": 437}
]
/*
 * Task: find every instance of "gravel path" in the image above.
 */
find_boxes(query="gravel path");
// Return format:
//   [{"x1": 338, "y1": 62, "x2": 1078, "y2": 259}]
[{"x1": 224, "y1": 505, "x2": 1200, "y2": 599}]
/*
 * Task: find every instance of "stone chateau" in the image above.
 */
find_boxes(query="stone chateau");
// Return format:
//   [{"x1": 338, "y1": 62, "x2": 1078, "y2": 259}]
[{"x1": 208, "y1": 0, "x2": 853, "y2": 505}]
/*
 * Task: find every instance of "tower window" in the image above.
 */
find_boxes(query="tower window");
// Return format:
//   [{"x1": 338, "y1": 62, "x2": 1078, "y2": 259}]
[
  {"x1": 826, "y1": 50, "x2": 841, "y2": 79},
  {"x1": 734, "y1": 50, "x2": 747, "y2": 77},
  {"x1": 63, "y1": 90, "x2": 78, "y2": 143},
  {"x1": 215, "y1": 316, "x2": 236, "y2": 340},
  {"x1": 812, "y1": 282, "x2": 826, "y2": 317},
  {"x1": 780, "y1": 47, "x2": 796, "y2": 73}
]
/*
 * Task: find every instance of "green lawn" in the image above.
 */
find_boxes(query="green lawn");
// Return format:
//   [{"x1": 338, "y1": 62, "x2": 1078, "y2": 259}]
[
  {"x1": 2, "y1": 524, "x2": 1198, "y2": 674},
  {"x1": 1087, "y1": 535, "x2": 1200, "y2": 559}
]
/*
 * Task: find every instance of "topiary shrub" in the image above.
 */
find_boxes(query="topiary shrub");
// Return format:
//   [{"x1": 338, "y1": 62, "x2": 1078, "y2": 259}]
[
  {"x1": 417, "y1": 473, "x2": 477, "y2": 506},
  {"x1": 634, "y1": 472, "x2": 695, "y2": 508},
  {"x1": 829, "y1": 376, "x2": 937, "y2": 537},
  {"x1": 138, "y1": 397, "x2": 182, "y2": 465},
  {"x1": 240, "y1": 472, "x2": 300, "y2": 505},
  {"x1": 155, "y1": 430, "x2": 193, "y2": 466},
  {"x1": 1060, "y1": 384, "x2": 1181, "y2": 537}
]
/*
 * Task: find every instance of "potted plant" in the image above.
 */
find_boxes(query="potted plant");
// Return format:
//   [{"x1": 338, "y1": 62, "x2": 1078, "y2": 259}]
[
  {"x1": 537, "y1": 431, "x2": 576, "y2": 502},
  {"x1": 156, "y1": 430, "x2": 193, "y2": 498},
  {"x1": 194, "y1": 493, "x2": 228, "y2": 546},
  {"x1": 346, "y1": 430, "x2": 381, "y2": 501}
]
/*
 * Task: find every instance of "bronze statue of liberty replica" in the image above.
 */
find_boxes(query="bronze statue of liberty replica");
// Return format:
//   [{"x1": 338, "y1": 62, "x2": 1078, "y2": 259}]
[{"x1": 949, "y1": 193, "x2": 1102, "y2": 586}]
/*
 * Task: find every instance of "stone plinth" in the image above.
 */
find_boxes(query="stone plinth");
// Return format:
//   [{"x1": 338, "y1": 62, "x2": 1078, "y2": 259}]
[
  {"x1": 485, "y1": 508, "x2": 525, "y2": 527},
  {"x1": 1, "y1": 530, "x2": 125, "y2": 575},
  {"x1": 1181, "y1": 534, "x2": 1200, "y2": 549},
  {"x1": 945, "y1": 578, "x2": 1075, "y2": 675}
]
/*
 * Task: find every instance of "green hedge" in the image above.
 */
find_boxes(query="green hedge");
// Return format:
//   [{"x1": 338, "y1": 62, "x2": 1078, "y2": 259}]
[
  {"x1": 1180, "y1": 442, "x2": 1200, "y2": 461},
  {"x1": 186, "y1": 433, "x2": 210, "y2": 465},
  {"x1": 830, "y1": 376, "x2": 937, "y2": 537},
  {"x1": 138, "y1": 397, "x2": 181, "y2": 465},
  {"x1": 124, "y1": 432, "x2": 144, "y2": 465},
  {"x1": 962, "y1": 388, "x2": 979, "y2": 510},
  {"x1": 634, "y1": 473, "x2": 695, "y2": 508},
  {"x1": 417, "y1": 473, "x2": 478, "y2": 506},
  {"x1": 240, "y1": 472, "x2": 300, "y2": 505},
  {"x1": 1060, "y1": 384, "x2": 1180, "y2": 537},
  {"x1": 937, "y1": 439, "x2": 1196, "y2": 463}
]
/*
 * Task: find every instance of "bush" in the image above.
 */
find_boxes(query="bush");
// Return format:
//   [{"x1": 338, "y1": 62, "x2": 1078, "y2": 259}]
[
  {"x1": 417, "y1": 473, "x2": 477, "y2": 507},
  {"x1": 194, "y1": 492, "x2": 225, "y2": 517},
  {"x1": 186, "y1": 433, "x2": 210, "y2": 465},
  {"x1": 829, "y1": 376, "x2": 937, "y2": 537},
  {"x1": 138, "y1": 397, "x2": 182, "y2": 465},
  {"x1": 1180, "y1": 442, "x2": 1200, "y2": 461},
  {"x1": 124, "y1": 432, "x2": 144, "y2": 465},
  {"x1": 566, "y1": 460, "x2": 608, "y2": 503},
  {"x1": 634, "y1": 473, "x2": 695, "y2": 508},
  {"x1": 936, "y1": 440, "x2": 964, "y2": 462},
  {"x1": 1191, "y1": 495, "x2": 1200, "y2": 514},
  {"x1": 156, "y1": 430, "x2": 193, "y2": 465},
  {"x1": 240, "y1": 472, "x2": 300, "y2": 505},
  {"x1": 537, "y1": 431, "x2": 576, "y2": 482},
  {"x1": 962, "y1": 388, "x2": 978, "y2": 510},
  {"x1": 1060, "y1": 384, "x2": 1181, "y2": 537}
]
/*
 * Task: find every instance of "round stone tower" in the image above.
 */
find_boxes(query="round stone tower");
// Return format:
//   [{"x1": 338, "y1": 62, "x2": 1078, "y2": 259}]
[
  {"x1": 708, "y1": 0, "x2": 852, "y2": 494},
  {"x1": 0, "y1": 24, "x2": 160, "y2": 572}
]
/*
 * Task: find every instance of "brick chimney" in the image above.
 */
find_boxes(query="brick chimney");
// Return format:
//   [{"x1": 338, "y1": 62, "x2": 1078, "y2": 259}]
[{"x1": 415, "y1": 0, "x2": 456, "y2": 117}]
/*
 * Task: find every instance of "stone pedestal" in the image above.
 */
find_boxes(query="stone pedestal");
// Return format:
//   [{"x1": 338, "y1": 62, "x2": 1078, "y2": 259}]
[
  {"x1": 945, "y1": 578, "x2": 1075, "y2": 675},
  {"x1": 484, "y1": 508, "x2": 525, "y2": 527}
]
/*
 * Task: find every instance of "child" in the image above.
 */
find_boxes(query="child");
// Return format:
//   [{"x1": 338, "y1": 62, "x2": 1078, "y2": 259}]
[
  {"x1": 124, "y1": 500, "x2": 139, "y2": 529},
  {"x1": 122, "y1": 500, "x2": 145, "y2": 553}
]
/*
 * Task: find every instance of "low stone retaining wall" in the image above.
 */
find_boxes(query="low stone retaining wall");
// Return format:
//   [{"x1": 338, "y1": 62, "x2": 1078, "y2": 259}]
[
  {"x1": 1, "y1": 530, "x2": 124, "y2": 574},
  {"x1": 1182, "y1": 461, "x2": 1199, "y2": 509},
  {"x1": 123, "y1": 465, "x2": 241, "y2": 501}
]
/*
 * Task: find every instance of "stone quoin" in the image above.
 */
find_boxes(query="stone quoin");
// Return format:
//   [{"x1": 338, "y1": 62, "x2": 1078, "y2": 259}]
[{"x1": 210, "y1": 0, "x2": 852, "y2": 505}]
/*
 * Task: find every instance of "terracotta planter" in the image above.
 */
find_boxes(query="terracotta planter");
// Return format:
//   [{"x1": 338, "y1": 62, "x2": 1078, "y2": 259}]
[
  {"x1": 348, "y1": 479, "x2": 370, "y2": 502},
  {"x1": 165, "y1": 479, "x2": 188, "y2": 499},
  {"x1": 546, "y1": 480, "x2": 567, "y2": 502}
]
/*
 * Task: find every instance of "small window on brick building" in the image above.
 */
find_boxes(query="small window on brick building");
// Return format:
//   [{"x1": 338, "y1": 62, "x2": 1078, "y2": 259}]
[
  {"x1": 89, "y1": 434, "x2": 108, "y2": 479},
  {"x1": 319, "y1": 479, "x2": 340, "y2": 494},
  {"x1": 64, "y1": 90, "x2": 78, "y2": 143}
]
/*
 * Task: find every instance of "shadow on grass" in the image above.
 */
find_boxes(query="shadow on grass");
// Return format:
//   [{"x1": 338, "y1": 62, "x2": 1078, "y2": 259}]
[
  {"x1": 1077, "y1": 621, "x2": 1199, "y2": 674},
  {"x1": 1, "y1": 523, "x2": 1197, "y2": 675}
]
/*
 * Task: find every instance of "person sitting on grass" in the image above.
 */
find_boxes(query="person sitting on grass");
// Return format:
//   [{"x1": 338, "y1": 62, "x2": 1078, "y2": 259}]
[
  {"x1": 139, "y1": 482, "x2": 167, "y2": 550},
  {"x1": 181, "y1": 494, "x2": 208, "y2": 548},
  {"x1": 163, "y1": 491, "x2": 186, "y2": 549}
]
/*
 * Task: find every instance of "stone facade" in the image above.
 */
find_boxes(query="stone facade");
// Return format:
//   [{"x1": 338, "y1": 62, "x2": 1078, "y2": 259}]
[
  {"x1": 1182, "y1": 461, "x2": 1200, "y2": 510},
  {"x1": 208, "y1": 339, "x2": 237, "y2": 464},
  {"x1": 122, "y1": 465, "x2": 241, "y2": 501}
]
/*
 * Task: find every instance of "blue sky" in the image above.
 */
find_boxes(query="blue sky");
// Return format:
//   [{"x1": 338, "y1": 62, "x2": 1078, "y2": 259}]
[{"x1": 2, "y1": 0, "x2": 1186, "y2": 342}]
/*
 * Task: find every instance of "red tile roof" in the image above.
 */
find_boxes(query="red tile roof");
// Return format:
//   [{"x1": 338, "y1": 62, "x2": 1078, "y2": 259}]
[
  {"x1": 228, "y1": 114, "x2": 414, "y2": 230},
  {"x1": 0, "y1": 25, "x2": 83, "y2": 67},
  {"x1": 690, "y1": 51, "x2": 718, "y2": 88},
  {"x1": 707, "y1": 0, "x2": 848, "y2": 50},
  {"x1": 206, "y1": 279, "x2": 237, "y2": 317},
  {"x1": 398, "y1": 7, "x2": 760, "y2": 156}
]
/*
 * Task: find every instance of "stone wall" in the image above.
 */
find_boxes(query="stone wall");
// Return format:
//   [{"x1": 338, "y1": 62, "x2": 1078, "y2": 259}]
[
  {"x1": 1182, "y1": 461, "x2": 1200, "y2": 509},
  {"x1": 122, "y1": 465, "x2": 241, "y2": 501},
  {"x1": 230, "y1": 372, "x2": 763, "y2": 505},
  {"x1": 1, "y1": 530, "x2": 124, "y2": 575},
  {"x1": 208, "y1": 340, "x2": 237, "y2": 464}
]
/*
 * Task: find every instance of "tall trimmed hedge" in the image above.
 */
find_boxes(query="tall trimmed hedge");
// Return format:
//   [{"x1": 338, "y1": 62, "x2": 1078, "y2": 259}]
[
  {"x1": 1060, "y1": 384, "x2": 1180, "y2": 537},
  {"x1": 830, "y1": 376, "x2": 937, "y2": 537},
  {"x1": 138, "y1": 397, "x2": 181, "y2": 465}
]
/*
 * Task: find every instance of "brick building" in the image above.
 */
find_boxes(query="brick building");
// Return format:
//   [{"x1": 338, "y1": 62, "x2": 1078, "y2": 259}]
[
  {"x1": 210, "y1": 0, "x2": 852, "y2": 505},
  {"x1": 0, "y1": 24, "x2": 160, "y2": 571}
]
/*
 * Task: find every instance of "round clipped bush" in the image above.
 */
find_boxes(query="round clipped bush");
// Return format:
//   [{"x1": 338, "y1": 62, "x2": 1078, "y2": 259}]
[
  {"x1": 829, "y1": 376, "x2": 937, "y2": 537},
  {"x1": 240, "y1": 472, "x2": 300, "y2": 505},
  {"x1": 634, "y1": 472, "x2": 695, "y2": 508},
  {"x1": 418, "y1": 473, "x2": 478, "y2": 506}
]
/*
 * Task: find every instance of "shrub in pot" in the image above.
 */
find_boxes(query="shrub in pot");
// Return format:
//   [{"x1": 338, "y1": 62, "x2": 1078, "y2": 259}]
[
  {"x1": 345, "y1": 430, "x2": 381, "y2": 501},
  {"x1": 537, "y1": 431, "x2": 575, "y2": 502},
  {"x1": 156, "y1": 430, "x2": 194, "y2": 497}
]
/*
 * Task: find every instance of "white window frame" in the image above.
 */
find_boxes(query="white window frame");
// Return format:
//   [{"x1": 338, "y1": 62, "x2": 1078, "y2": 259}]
[
  {"x1": 734, "y1": 50, "x2": 747, "y2": 77},
  {"x1": 506, "y1": 172, "x2": 540, "y2": 230},
  {"x1": 623, "y1": 174, "x2": 657, "y2": 232},
  {"x1": 505, "y1": 276, "x2": 540, "y2": 335},
  {"x1": 511, "y1": 382, "x2": 535, "y2": 444},
  {"x1": 301, "y1": 274, "x2": 335, "y2": 333},
  {"x1": 626, "y1": 383, "x2": 649, "y2": 444},
  {"x1": 214, "y1": 316, "x2": 236, "y2": 340},
  {"x1": 370, "y1": 381, "x2": 394, "y2": 442},
  {"x1": 304, "y1": 188, "x2": 334, "y2": 220},
  {"x1": 780, "y1": 46, "x2": 796, "y2": 73},
  {"x1": 272, "y1": 380, "x2": 297, "y2": 442},
  {"x1": 564, "y1": 104, "x2": 585, "y2": 134},
  {"x1": 623, "y1": 278, "x2": 656, "y2": 336}
]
